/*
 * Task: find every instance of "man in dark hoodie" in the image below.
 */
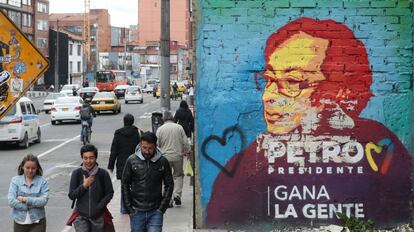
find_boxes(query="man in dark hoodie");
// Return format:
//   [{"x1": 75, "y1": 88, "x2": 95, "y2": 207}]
[
  {"x1": 108, "y1": 113, "x2": 141, "y2": 214},
  {"x1": 122, "y1": 131, "x2": 174, "y2": 232}
]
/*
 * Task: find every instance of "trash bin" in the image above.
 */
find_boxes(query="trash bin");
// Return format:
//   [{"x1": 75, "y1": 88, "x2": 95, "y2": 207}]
[{"x1": 151, "y1": 112, "x2": 164, "y2": 133}]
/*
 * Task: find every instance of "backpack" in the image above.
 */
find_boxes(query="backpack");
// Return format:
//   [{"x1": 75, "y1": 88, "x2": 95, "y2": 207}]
[{"x1": 80, "y1": 106, "x2": 91, "y2": 120}]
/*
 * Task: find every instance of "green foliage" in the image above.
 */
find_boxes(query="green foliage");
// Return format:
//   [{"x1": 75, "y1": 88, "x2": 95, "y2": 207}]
[{"x1": 337, "y1": 212, "x2": 374, "y2": 232}]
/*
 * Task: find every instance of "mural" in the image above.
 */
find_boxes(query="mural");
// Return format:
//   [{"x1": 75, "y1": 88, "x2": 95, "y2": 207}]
[{"x1": 196, "y1": 5, "x2": 413, "y2": 229}]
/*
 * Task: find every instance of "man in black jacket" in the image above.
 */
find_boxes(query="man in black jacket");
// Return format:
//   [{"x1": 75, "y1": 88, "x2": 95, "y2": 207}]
[
  {"x1": 68, "y1": 144, "x2": 114, "y2": 231},
  {"x1": 108, "y1": 113, "x2": 140, "y2": 214},
  {"x1": 122, "y1": 132, "x2": 174, "y2": 232}
]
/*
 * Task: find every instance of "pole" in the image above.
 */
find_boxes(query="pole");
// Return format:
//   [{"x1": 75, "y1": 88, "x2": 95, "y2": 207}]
[
  {"x1": 160, "y1": 0, "x2": 170, "y2": 111},
  {"x1": 124, "y1": 27, "x2": 127, "y2": 74},
  {"x1": 95, "y1": 24, "x2": 99, "y2": 71},
  {"x1": 54, "y1": 19, "x2": 59, "y2": 92}
]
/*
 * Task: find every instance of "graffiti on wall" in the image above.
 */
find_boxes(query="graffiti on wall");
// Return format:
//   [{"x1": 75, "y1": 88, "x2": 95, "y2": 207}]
[{"x1": 201, "y1": 17, "x2": 412, "y2": 229}]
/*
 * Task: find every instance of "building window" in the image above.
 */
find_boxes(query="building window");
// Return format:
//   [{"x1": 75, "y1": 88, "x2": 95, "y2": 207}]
[
  {"x1": 77, "y1": 44, "x2": 81, "y2": 56},
  {"x1": 69, "y1": 44, "x2": 73, "y2": 55},
  {"x1": 0, "y1": 0, "x2": 7, "y2": 3},
  {"x1": 36, "y1": 38, "x2": 47, "y2": 48},
  {"x1": 69, "y1": 61, "x2": 73, "y2": 73},
  {"x1": 77, "y1": 61, "x2": 81, "y2": 72},
  {"x1": 22, "y1": 13, "x2": 32, "y2": 27},
  {"x1": 8, "y1": 0, "x2": 21, "y2": 7},
  {"x1": 22, "y1": 0, "x2": 31, "y2": 5},
  {"x1": 36, "y1": 20, "x2": 47, "y2": 30},
  {"x1": 37, "y1": 2, "x2": 47, "y2": 13},
  {"x1": 8, "y1": 10, "x2": 21, "y2": 27}
]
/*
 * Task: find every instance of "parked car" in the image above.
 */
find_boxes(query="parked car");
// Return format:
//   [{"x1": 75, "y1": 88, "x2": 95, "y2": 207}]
[
  {"x1": 79, "y1": 87, "x2": 99, "y2": 103},
  {"x1": 125, "y1": 86, "x2": 143, "y2": 104},
  {"x1": 91, "y1": 92, "x2": 121, "y2": 114},
  {"x1": 60, "y1": 84, "x2": 80, "y2": 96},
  {"x1": 113, "y1": 84, "x2": 130, "y2": 98},
  {"x1": 42, "y1": 92, "x2": 67, "y2": 114},
  {"x1": 51, "y1": 96, "x2": 84, "y2": 125},
  {"x1": 0, "y1": 97, "x2": 41, "y2": 148}
]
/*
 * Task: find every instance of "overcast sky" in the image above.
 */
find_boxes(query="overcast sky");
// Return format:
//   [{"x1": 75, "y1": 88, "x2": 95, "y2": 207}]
[{"x1": 49, "y1": 0, "x2": 138, "y2": 27}]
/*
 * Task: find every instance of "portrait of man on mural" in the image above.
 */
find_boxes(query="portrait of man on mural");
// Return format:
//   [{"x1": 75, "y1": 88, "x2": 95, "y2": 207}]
[{"x1": 206, "y1": 17, "x2": 412, "y2": 229}]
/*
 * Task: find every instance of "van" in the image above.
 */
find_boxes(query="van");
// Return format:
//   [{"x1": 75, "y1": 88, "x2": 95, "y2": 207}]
[{"x1": 0, "y1": 97, "x2": 41, "y2": 148}]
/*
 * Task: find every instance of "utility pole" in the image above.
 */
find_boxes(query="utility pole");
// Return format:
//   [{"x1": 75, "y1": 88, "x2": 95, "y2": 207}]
[
  {"x1": 54, "y1": 19, "x2": 59, "y2": 92},
  {"x1": 124, "y1": 28, "x2": 127, "y2": 74},
  {"x1": 160, "y1": 0, "x2": 170, "y2": 111}
]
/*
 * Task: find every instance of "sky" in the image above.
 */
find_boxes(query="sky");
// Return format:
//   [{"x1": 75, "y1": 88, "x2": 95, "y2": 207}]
[{"x1": 49, "y1": 0, "x2": 138, "y2": 27}]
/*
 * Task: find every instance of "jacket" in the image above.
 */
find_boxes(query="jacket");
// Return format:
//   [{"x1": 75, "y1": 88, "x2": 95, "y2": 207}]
[
  {"x1": 121, "y1": 146, "x2": 174, "y2": 214},
  {"x1": 8, "y1": 175, "x2": 49, "y2": 223},
  {"x1": 156, "y1": 121, "x2": 190, "y2": 162},
  {"x1": 108, "y1": 125, "x2": 141, "y2": 179},
  {"x1": 68, "y1": 166, "x2": 114, "y2": 219},
  {"x1": 174, "y1": 107, "x2": 194, "y2": 138}
]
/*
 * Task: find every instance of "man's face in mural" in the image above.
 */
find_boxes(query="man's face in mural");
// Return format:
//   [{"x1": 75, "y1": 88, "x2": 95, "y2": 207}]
[{"x1": 262, "y1": 32, "x2": 329, "y2": 134}]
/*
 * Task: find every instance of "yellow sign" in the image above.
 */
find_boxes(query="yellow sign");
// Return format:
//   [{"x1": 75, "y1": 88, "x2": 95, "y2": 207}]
[{"x1": 0, "y1": 10, "x2": 49, "y2": 119}]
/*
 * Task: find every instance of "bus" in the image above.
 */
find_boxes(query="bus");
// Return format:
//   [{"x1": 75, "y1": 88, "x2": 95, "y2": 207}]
[{"x1": 96, "y1": 70, "x2": 129, "y2": 91}]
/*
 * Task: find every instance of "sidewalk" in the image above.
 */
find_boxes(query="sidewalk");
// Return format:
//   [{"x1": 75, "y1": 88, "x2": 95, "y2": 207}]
[{"x1": 108, "y1": 176, "x2": 194, "y2": 232}]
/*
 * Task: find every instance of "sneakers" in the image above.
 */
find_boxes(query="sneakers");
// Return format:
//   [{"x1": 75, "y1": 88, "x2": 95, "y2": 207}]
[{"x1": 174, "y1": 196, "x2": 181, "y2": 206}]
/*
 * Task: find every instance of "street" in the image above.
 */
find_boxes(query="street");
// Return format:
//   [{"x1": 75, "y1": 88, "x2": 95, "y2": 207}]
[{"x1": 0, "y1": 93, "x2": 182, "y2": 232}]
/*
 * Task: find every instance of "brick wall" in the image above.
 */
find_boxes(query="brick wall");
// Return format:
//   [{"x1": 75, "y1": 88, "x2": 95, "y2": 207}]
[{"x1": 195, "y1": 0, "x2": 414, "y2": 230}]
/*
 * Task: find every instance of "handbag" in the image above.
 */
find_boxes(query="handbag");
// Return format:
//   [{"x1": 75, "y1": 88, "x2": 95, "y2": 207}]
[{"x1": 184, "y1": 157, "x2": 194, "y2": 176}]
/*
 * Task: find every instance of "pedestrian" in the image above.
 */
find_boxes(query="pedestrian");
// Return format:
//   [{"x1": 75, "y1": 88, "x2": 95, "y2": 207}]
[
  {"x1": 67, "y1": 144, "x2": 114, "y2": 232},
  {"x1": 172, "y1": 82, "x2": 178, "y2": 100},
  {"x1": 156, "y1": 111, "x2": 190, "y2": 207},
  {"x1": 108, "y1": 113, "x2": 141, "y2": 214},
  {"x1": 49, "y1": 84, "x2": 54, "y2": 92},
  {"x1": 174, "y1": 100, "x2": 194, "y2": 139},
  {"x1": 122, "y1": 131, "x2": 174, "y2": 232},
  {"x1": 8, "y1": 154, "x2": 49, "y2": 232},
  {"x1": 72, "y1": 86, "x2": 77, "y2": 96}
]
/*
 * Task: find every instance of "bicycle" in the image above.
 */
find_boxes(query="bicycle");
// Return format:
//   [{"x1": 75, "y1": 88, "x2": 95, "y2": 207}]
[{"x1": 81, "y1": 120, "x2": 91, "y2": 145}]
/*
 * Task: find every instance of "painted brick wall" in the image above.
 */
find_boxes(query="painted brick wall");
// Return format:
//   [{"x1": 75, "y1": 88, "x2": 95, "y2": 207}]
[{"x1": 194, "y1": 0, "x2": 413, "y2": 230}]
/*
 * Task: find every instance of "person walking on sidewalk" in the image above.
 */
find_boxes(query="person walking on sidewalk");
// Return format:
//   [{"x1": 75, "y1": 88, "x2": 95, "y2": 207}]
[
  {"x1": 122, "y1": 132, "x2": 174, "y2": 232},
  {"x1": 174, "y1": 100, "x2": 194, "y2": 139},
  {"x1": 156, "y1": 111, "x2": 190, "y2": 207},
  {"x1": 108, "y1": 113, "x2": 141, "y2": 214},
  {"x1": 8, "y1": 154, "x2": 49, "y2": 232},
  {"x1": 68, "y1": 144, "x2": 114, "y2": 232}
]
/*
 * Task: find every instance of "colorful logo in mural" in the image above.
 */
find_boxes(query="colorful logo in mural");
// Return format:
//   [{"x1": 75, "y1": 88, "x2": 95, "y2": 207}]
[{"x1": 205, "y1": 18, "x2": 412, "y2": 229}]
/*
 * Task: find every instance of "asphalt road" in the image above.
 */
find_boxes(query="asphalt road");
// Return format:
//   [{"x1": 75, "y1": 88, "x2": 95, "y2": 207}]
[{"x1": 0, "y1": 93, "x2": 181, "y2": 232}]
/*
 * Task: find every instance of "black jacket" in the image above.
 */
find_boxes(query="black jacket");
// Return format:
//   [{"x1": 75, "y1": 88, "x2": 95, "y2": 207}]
[
  {"x1": 174, "y1": 107, "x2": 194, "y2": 138},
  {"x1": 108, "y1": 125, "x2": 141, "y2": 179},
  {"x1": 121, "y1": 146, "x2": 174, "y2": 214},
  {"x1": 68, "y1": 166, "x2": 114, "y2": 219}
]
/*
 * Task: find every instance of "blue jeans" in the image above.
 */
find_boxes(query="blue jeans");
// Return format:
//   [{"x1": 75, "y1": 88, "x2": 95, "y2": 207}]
[
  {"x1": 130, "y1": 209, "x2": 163, "y2": 232},
  {"x1": 80, "y1": 118, "x2": 93, "y2": 140}
]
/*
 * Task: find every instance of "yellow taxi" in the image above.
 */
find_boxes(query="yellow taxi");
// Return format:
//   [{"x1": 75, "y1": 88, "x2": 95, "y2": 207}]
[
  {"x1": 91, "y1": 92, "x2": 121, "y2": 114},
  {"x1": 156, "y1": 85, "x2": 174, "y2": 99},
  {"x1": 177, "y1": 82, "x2": 186, "y2": 93}
]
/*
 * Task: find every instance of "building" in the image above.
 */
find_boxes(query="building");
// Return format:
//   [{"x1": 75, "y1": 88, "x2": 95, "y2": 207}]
[
  {"x1": 138, "y1": 0, "x2": 190, "y2": 47},
  {"x1": 49, "y1": 9, "x2": 111, "y2": 72}
]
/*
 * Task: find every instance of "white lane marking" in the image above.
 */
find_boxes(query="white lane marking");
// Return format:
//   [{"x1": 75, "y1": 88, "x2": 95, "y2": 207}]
[
  {"x1": 40, "y1": 123, "x2": 50, "y2": 128},
  {"x1": 60, "y1": 226, "x2": 73, "y2": 232},
  {"x1": 139, "y1": 112, "x2": 152, "y2": 119},
  {"x1": 37, "y1": 135, "x2": 80, "y2": 158},
  {"x1": 42, "y1": 139, "x2": 73, "y2": 142}
]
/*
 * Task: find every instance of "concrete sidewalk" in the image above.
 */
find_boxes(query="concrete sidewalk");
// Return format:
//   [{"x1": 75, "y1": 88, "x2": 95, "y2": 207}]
[{"x1": 108, "y1": 176, "x2": 194, "y2": 232}]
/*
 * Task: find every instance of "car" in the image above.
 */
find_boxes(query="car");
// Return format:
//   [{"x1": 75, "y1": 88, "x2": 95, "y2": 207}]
[
  {"x1": 51, "y1": 96, "x2": 84, "y2": 125},
  {"x1": 79, "y1": 87, "x2": 99, "y2": 103},
  {"x1": 91, "y1": 92, "x2": 121, "y2": 114},
  {"x1": 156, "y1": 85, "x2": 175, "y2": 99},
  {"x1": 60, "y1": 84, "x2": 80, "y2": 96},
  {"x1": 113, "y1": 84, "x2": 130, "y2": 98},
  {"x1": 125, "y1": 86, "x2": 143, "y2": 104},
  {"x1": 42, "y1": 92, "x2": 67, "y2": 114},
  {"x1": 142, "y1": 79, "x2": 159, "y2": 93},
  {"x1": 0, "y1": 97, "x2": 41, "y2": 148},
  {"x1": 176, "y1": 82, "x2": 187, "y2": 93}
]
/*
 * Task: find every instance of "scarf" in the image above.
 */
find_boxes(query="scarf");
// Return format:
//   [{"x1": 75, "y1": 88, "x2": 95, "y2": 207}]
[{"x1": 81, "y1": 163, "x2": 99, "y2": 176}]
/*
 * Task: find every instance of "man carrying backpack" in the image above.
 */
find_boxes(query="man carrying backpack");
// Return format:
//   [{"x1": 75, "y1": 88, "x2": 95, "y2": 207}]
[{"x1": 79, "y1": 102, "x2": 95, "y2": 142}]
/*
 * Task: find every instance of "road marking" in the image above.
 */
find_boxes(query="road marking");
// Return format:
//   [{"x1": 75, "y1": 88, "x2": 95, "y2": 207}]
[
  {"x1": 37, "y1": 135, "x2": 80, "y2": 158},
  {"x1": 139, "y1": 112, "x2": 152, "y2": 119},
  {"x1": 40, "y1": 122, "x2": 50, "y2": 128},
  {"x1": 60, "y1": 226, "x2": 73, "y2": 232},
  {"x1": 42, "y1": 138, "x2": 73, "y2": 142}
]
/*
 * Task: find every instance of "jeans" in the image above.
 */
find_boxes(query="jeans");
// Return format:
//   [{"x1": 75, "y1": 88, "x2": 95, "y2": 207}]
[
  {"x1": 73, "y1": 215, "x2": 104, "y2": 232},
  {"x1": 120, "y1": 192, "x2": 126, "y2": 214},
  {"x1": 80, "y1": 118, "x2": 93, "y2": 140},
  {"x1": 130, "y1": 209, "x2": 163, "y2": 232}
]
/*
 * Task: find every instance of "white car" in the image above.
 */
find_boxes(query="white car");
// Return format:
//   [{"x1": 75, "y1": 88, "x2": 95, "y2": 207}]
[
  {"x1": 125, "y1": 86, "x2": 143, "y2": 104},
  {"x1": 0, "y1": 97, "x2": 41, "y2": 148},
  {"x1": 142, "y1": 79, "x2": 159, "y2": 93},
  {"x1": 51, "y1": 96, "x2": 84, "y2": 125},
  {"x1": 42, "y1": 92, "x2": 67, "y2": 113},
  {"x1": 60, "y1": 84, "x2": 80, "y2": 96}
]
